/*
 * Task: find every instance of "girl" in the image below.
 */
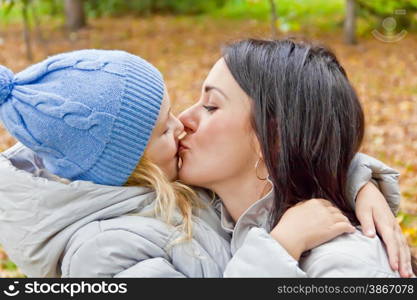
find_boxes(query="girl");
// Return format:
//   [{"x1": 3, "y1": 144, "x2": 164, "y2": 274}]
[{"x1": 0, "y1": 49, "x2": 231, "y2": 277}]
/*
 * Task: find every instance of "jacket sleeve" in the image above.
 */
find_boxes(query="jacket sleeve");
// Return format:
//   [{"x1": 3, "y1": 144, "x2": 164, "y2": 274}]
[
  {"x1": 62, "y1": 225, "x2": 185, "y2": 278},
  {"x1": 223, "y1": 228, "x2": 402, "y2": 278},
  {"x1": 301, "y1": 251, "x2": 399, "y2": 277},
  {"x1": 114, "y1": 258, "x2": 186, "y2": 278},
  {"x1": 346, "y1": 153, "x2": 400, "y2": 214},
  {"x1": 223, "y1": 227, "x2": 307, "y2": 277}
]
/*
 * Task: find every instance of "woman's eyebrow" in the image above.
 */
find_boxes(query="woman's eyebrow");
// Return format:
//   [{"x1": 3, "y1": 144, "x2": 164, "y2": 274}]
[{"x1": 204, "y1": 85, "x2": 229, "y2": 100}]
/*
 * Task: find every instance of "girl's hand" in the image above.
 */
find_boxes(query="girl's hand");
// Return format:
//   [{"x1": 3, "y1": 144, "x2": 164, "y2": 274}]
[
  {"x1": 269, "y1": 199, "x2": 355, "y2": 261},
  {"x1": 355, "y1": 182, "x2": 414, "y2": 278}
]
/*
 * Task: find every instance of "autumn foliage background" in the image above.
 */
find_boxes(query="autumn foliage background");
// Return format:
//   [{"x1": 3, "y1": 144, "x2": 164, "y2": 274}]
[{"x1": 0, "y1": 0, "x2": 416, "y2": 277}]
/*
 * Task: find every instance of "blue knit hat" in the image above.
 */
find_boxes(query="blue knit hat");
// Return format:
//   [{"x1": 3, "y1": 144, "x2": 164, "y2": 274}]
[{"x1": 0, "y1": 49, "x2": 164, "y2": 186}]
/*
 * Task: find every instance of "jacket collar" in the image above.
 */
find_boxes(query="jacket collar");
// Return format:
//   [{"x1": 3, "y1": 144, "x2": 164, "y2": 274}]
[{"x1": 220, "y1": 179, "x2": 276, "y2": 254}]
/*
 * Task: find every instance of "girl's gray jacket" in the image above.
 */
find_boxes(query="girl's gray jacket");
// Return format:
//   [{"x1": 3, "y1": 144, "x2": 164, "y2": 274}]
[{"x1": 0, "y1": 142, "x2": 401, "y2": 277}]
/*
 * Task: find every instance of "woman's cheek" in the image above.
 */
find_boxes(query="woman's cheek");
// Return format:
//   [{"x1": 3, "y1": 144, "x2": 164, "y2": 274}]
[
  {"x1": 201, "y1": 114, "x2": 230, "y2": 140},
  {"x1": 210, "y1": 116, "x2": 245, "y2": 146}
]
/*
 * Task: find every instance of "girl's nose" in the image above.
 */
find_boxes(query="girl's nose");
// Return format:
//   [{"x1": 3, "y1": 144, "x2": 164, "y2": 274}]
[{"x1": 173, "y1": 115, "x2": 185, "y2": 138}]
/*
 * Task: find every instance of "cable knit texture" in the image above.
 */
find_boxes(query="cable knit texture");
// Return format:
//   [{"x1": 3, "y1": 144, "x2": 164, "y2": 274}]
[{"x1": 0, "y1": 49, "x2": 164, "y2": 186}]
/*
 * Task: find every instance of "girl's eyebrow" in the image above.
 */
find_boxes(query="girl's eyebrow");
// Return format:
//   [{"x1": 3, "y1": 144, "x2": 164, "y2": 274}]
[
  {"x1": 157, "y1": 107, "x2": 171, "y2": 133},
  {"x1": 204, "y1": 85, "x2": 229, "y2": 100}
]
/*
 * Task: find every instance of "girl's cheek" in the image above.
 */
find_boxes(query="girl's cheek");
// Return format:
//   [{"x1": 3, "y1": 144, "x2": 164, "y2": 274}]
[{"x1": 169, "y1": 136, "x2": 178, "y2": 157}]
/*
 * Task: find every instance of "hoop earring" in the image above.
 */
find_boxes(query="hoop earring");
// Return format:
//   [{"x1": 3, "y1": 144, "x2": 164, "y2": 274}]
[{"x1": 255, "y1": 157, "x2": 267, "y2": 181}]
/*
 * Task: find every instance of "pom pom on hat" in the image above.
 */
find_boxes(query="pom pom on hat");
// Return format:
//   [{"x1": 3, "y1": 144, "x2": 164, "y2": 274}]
[{"x1": 0, "y1": 65, "x2": 14, "y2": 105}]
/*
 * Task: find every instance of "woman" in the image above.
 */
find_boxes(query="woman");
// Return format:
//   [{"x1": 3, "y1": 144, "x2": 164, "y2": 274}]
[
  {"x1": 178, "y1": 38, "x2": 415, "y2": 277},
  {"x1": 0, "y1": 45, "x2": 412, "y2": 277}
]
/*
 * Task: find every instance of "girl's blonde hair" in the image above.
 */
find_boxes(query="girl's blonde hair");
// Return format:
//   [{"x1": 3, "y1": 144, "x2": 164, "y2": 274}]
[{"x1": 123, "y1": 155, "x2": 204, "y2": 242}]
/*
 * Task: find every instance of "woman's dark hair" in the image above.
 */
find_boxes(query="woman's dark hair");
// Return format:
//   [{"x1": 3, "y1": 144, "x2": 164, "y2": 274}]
[
  {"x1": 223, "y1": 38, "x2": 417, "y2": 275},
  {"x1": 223, "y1": 38, "x2": 363, "y2": 225}
]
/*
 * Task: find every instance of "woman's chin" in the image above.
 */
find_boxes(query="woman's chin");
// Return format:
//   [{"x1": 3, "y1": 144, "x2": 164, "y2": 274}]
[{"x1": 177, "y1": 156, "x2": 200, "y2": 185}]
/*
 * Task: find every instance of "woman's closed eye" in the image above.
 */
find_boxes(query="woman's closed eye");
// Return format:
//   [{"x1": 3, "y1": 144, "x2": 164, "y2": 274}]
[{"x1": 203, "y1": 105, "x2": 218, "y2": 112}]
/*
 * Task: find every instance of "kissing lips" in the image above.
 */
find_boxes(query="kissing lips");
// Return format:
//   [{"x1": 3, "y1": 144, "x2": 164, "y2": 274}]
[{"x1": 178, "y1": 140, "x2": 190, "y2": 155}]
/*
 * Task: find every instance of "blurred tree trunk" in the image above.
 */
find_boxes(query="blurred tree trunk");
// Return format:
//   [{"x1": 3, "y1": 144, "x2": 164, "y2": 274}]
[
  {"x1": 31, "y1": 3, "x2": 49, "y2": 55},
  {"x1": 50, "y1": 0, "x2": 61, "y2": 16},
  {"x1": 344, "y1": 0, "x2": 357, "y2": 44},
  {"x1": 64, "y1": 0, "x2": 86, "y2": 32},
  {"x1": 21, "y1": 0, "x2": 33, "y2": 61},
  {"x1": 268, "y1": 0, "x2": 278, "y2": 38}
]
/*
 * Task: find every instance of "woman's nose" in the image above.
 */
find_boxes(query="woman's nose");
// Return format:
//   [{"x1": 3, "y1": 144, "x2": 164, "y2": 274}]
[{"x1": 178, "y1": 105, "x2": 197, "y2": 133}]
